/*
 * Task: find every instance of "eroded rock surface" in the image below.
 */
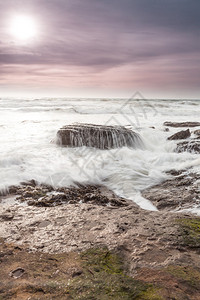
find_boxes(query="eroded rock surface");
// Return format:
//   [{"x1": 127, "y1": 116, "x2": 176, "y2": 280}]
[
  {"x1": 0, "y1": 199, "x2": 197, "y2": 268},
  {"x1": 142, "y1": 171, "x2": 200, "y2": 211},
  {"x1": 57, "y1": 123, "x2": 143, "y2": 149},
  {"x1": 1, "y1": 179, "x2": 200, "y2": 299},
  {"x1": 3, "y1": 182, "x2": 128, "y2": 208},
  {"x1": 1, "y1": 239, "x2": 200, "y2": 300}
]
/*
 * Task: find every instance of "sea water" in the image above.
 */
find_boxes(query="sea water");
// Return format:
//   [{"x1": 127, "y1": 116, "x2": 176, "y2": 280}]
[{"x1": 0, "y1": 97, "x2": 199, "y2": 212}]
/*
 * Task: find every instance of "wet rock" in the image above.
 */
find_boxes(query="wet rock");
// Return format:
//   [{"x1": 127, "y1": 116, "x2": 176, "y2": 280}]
[
  {"x1": 8, "y1": 186, "x2": 19, "y2": 194},
  {"x1": 142, "y1": 172, "x2": 200, "y2": 211},
  {"x1": 176, "y1": 139, "x2": 200, "y2": 154},
  {"x1": 8, "y1": 182, "x2": 129, "y2": 208},
  {"x1": 20, "y1": 179, "x2": 37, "y2": 187},
  {"x1": 164, "y1": 121, "x2": 200, "y2": 127},
  {"x1": 168, "y1": 129, "x2": 190, "y2": 140},
  {"x1": 194, "y1": 129, "x2": 200, "y2": 136},
  {"x1": 56, "y1": 123, "x2": 143, "y2": 149}
]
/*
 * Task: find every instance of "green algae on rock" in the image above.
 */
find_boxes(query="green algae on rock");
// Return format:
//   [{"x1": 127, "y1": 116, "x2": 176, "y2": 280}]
[
  {"x1": 166, "y1": 265, "x2": 200, "y2": 290},
  {"x1": 177, "y1": 218, "x2": 200, "y2": 249},
  {"x1": 0, "y1": 241, "x2": 163, "y2": 300},
  {"x1": 67, "y1": 247, "x2": 161, "y2": 300}
]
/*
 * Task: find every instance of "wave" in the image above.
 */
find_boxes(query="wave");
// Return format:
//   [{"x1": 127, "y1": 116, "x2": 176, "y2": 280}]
[{"x1": 0, "y1": 98, "x2": 200, "y2": 211}]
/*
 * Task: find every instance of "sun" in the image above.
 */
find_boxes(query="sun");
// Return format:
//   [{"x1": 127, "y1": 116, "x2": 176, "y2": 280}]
[{"x1": 9, "y1": 15, "x2": 38, "y2": 42}]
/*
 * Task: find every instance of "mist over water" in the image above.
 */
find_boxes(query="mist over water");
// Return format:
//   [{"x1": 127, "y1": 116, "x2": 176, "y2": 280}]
[{"x1": 0, "y1": 98, "x2": 200, "y2": 211}]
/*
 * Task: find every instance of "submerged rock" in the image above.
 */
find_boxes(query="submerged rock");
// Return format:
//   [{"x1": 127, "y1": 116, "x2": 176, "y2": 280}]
[
  {"x1": 56, "y1": 123, "x2": 143, "y2": 149},
  {"x1": 176, "y1": 139, "x2": 200, "y2": 154},
  {"x1": 164, "y1": 121, "x2": 200, "y2": 127},
  {"x1": 194, "y1": 129, "x2": 200, "y2": 136},
  {"x1": 168, "y1": 129, "x2": 190, "y2": 140}
]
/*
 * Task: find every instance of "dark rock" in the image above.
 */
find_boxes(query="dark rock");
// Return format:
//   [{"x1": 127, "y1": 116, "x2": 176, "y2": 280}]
[
  {"x1": 164, "y1": 121, "x2": 200, "y2": 127},
  {"x1": 71, "y1": 269, "x2": 83, "y2": 277},
  {"x1": 166, "y1": 170, "x2": 185, "y2": 176},
  {"x1": 194, "y1": 129, "x2": 200, "y2": 136},
  {"x1": 168, "y1": 129, "x2": 190, "y2": 140},
  {"x1": 8, "y1": 186, "x2": 19, "y2": 194},
  {"x1": 7, "y1": 182, "x2": 129, "y2": 208},
  {"x1": 56, "y1": 123, "x2": 143, "y2": 149},
  {"x1": 142, "y1": 172, "x2": 200, "y2": 211},
  {"x1": 176, "y1": 139, "x2": 200, "y2": 154},
  {"x1": 20, "y1": 179, "x2": 37, "y2": 187}
]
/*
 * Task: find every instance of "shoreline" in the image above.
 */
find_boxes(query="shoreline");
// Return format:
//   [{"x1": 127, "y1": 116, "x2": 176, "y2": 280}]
[
  {"x1": 0, "y1": 119, "x2": 200, "y2": 298},
  {"x1": 1, "y1": 193, "x2": 200, "y2": 299}
]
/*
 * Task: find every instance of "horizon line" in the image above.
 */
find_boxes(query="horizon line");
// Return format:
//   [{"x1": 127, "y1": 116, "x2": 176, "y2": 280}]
[{"x1": 0, "y1": 96, "x2": 200, "y2": 101}]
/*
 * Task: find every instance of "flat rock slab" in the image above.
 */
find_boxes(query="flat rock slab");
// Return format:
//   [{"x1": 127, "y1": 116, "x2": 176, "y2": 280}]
[
  {"x1": 0, "y1": 200, "x2": 196, "y2": 270},
  {"x1": 164, "y1": 121, "x2": 200, "y2": 127},
  {"x1": 142, "y1": 171, "x2": 200, "y2": 211},
  {"x1": 57, "y1": 123, "x2": 143, "y2": 149}
]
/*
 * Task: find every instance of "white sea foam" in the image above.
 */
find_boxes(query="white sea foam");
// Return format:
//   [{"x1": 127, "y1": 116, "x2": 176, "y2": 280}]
[{"x1": 0, "y1": 98, "x2": 200, "y2": 211}]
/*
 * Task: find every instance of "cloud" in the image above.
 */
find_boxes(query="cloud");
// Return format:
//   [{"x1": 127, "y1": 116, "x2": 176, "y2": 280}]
[{"x1": 0, "y1": 0, "x2": 199, "y2": 97}]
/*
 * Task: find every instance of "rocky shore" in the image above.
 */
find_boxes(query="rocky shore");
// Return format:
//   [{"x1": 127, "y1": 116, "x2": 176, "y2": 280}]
[
  {"x1": 0, "y1": 121, "x2": 200, "y2": 299},
  {"x1": 142, "y1": 170, "x2": 200, "y2": 211},
  {"x1": 1, "y1": 176, "x2": 200, "y2": 299},
  {"x1": 164, "y1": 121, "x2": 200, "y2": 154},
  {"x1": 6, "y1": 181, "x2": 128, "y2": 208}
]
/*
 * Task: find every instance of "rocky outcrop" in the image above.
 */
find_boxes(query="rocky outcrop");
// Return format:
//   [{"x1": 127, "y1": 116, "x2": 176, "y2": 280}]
[
  {"x1": 168, "y1": 129, "x2": 190, "y2": 140},
  {"x1": 1, "y1": 225, "x2": 200, "y2": 300},
  {"x1": 142, "y1": 171, "x2": 200, "y2": 211},
  {"x1": 164, "y1": 121, "x2": 200, "y2": 127},
  {"x1": 1, "y1": 176, "x2": 200, "y2": 299},
  {"x1": 176, "y1": 139, "x2": 200, "y2": 154},
  {"x1": 7, "y1": 182, "x2": 129, "y2": 207},
  {"x1": 56, "y1": 123, "x2": 143, "y2": 149}
]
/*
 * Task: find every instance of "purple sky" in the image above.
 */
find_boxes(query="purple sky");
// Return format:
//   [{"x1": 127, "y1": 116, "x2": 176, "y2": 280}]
[{"x1": 0, "y1": 0, "x2": 200, "y2": 98}]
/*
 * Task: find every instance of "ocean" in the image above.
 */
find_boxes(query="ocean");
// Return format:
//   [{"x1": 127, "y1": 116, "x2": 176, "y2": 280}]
[{"x1": 0, "y1": 97, "x2": 200, "y2": 212}]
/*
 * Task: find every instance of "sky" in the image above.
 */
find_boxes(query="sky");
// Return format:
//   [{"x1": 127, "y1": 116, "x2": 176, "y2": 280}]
[{"x1": 0, "y1": 0, "x2": 200, "y2": 99}]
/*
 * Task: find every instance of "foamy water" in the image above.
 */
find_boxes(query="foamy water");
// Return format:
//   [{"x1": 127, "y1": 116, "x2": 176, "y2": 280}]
[{"x1": 0, "y1": 97, "x2": 200, "y2": 211}]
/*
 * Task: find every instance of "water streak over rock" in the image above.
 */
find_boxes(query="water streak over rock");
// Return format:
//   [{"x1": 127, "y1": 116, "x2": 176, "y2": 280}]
[
  {"x1": 57, "y1": 123, "x2": 144, "y2": 149},
  {"x1": 176, "y1": 139, "x2": 200, "y2": 154},
  {"x1": 194, "y1": 129, "x2": 200, "y2": 136}
]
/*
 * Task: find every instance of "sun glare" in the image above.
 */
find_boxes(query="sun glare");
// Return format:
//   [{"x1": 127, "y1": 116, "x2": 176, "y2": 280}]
[{"x1": 9, "y1": 15, "x2": 38, "y2": 42}]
